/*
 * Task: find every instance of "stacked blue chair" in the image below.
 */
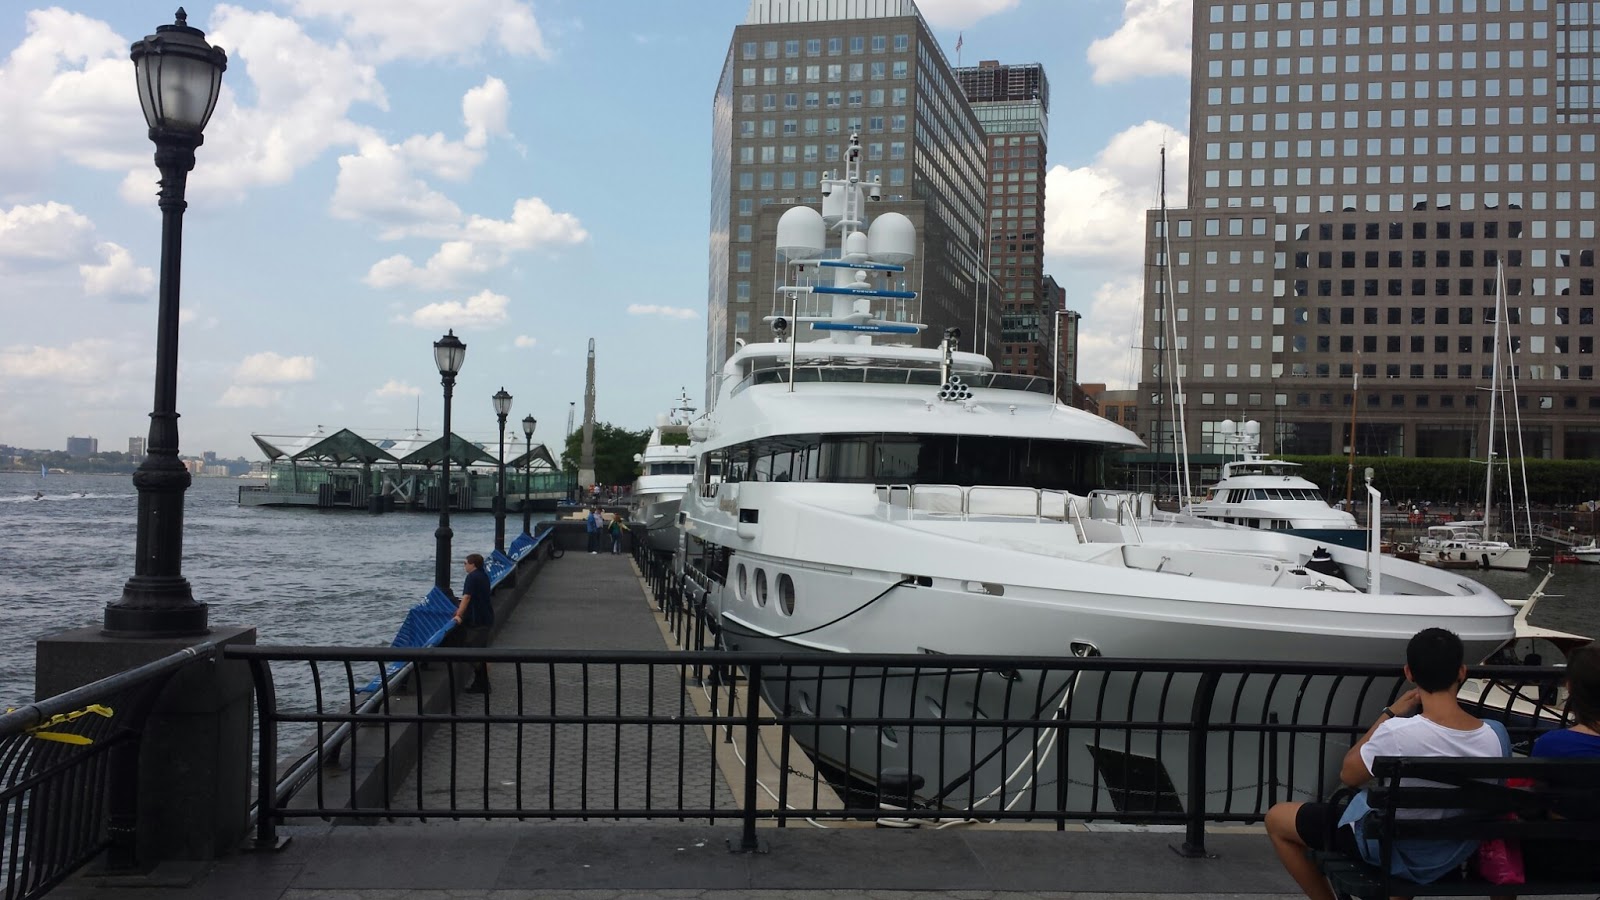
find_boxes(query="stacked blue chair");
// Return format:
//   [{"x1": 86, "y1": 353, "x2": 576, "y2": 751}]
[
  {"x1": 485, "y1": 550, "x2": 515, "y2": 588},
  {"x1": 359, "y1": 585, "x2": 458, "y2": 694},
  {"x1": 507, "y1": 531, "x2": 536, "y2": 562}
]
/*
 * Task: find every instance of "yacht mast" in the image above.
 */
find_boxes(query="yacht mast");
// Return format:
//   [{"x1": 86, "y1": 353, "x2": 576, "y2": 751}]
[
  {"x1": 1483, "y1": 277, "x2": 1501, "y2": 543},
  {"x1": 1498, "y1": 263, "x2": 1535, "y2": 543},
  {"x1": 1159, "y1": 146, "x2": 1193, "y2": 504}
]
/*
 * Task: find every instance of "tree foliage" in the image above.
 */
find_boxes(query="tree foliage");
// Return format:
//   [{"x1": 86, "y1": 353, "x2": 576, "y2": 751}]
[
  {"x1": 1279, "y1": 455, "x2": 1600, "y2": 507},
  {"x1": 560, "y1": 422, "x2": 650, "y2": 486}
]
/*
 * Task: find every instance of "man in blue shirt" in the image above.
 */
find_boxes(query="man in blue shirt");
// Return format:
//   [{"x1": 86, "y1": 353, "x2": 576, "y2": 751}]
[
  {"x1": 452, "y1": 553, "x2": 494, "y2": 693},
  {"x1": 586, "y1": 507, "x2": 603, "y2": 554}
]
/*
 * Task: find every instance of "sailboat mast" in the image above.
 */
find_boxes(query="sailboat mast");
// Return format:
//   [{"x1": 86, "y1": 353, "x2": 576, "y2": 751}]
[
  {"x1": 1499, "y1": 262, "x2": 1535, "y2": 543},
  {"x1": 1158, "y1": 146, "x2": 1193, "y2": 504},
  {"x1": 1483, "y1": 267, "x2": 1502, "y2": 543},
  {"x1": 1346, "y1": 366, "x2": 1358, "y2": 509}
]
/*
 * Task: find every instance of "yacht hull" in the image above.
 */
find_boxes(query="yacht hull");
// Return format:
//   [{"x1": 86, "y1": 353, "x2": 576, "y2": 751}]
[{"x1": 633, "y1": 494, "x2": 684, "y2": 553}]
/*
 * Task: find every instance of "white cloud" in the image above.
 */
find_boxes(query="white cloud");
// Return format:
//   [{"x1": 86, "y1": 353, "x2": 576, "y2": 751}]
[
  {"x1": 0, "y1": 10, "x2": 147, "y2": 192},
  {"x1": 142, "y1": 6, "x2": 388, "y2": 204},
  {"x1": 0, "y1": 339, "x2": 119, "y2": 383},
  {"x1": 463, "y1": 77, "x2": 510, "y2": 150},
  {"x1": 329, "y1": 136, "x2": 465, "y2": 233},
  {"x1": 913, "y1": 0, "x2": 1020, "y2": 30},
  {"x1": 627, "y1": 304, "x2": 699, "y2": 320},
  {"x1": 286, "y1": 0, "x2": 550, "y2": 62},
  {"x1": 0, "y1": 203, "x2": 155, "y2": 299},
  {"x1": 218, "y1": 385, "x2": 283, "y2": 408},
  {"x1": 513, "y1": 335, "x2": 537, "y2": 348},
  {"x1": 1074, "y1": 277, "x2": 1146, "y2": 391},
  {"x1": 1044, "y1": 121, "x2": 1187, "y2": 270},
  {"x1": 235, "y1": 351, "x2": 316, "y2": 384},
  {"x1": 1088, "y1": 0, "x2": 1192, "y2": 84},
  {"x1": 79, "y1": 243, "x2": 155, "y2": 298},
  {"x1": 404, "y1": 289, "x2": 510, "y2": 329},
  {"x1": 370, "y1": 378, "x2": 421, "y2": 398},
  {"x1": 0, "y1": 202, "x2": 95, "y2": 264},
  {"x1": 364, "y1": 198, "x2": 586, "y2": 289}
]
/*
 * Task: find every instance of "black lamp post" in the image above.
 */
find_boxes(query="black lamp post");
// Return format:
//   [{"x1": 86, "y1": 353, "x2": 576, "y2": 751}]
[
  {"x1": 105, "y1": 9, "x2": 226, "y2": 637},
  {"x1": 492, "y1": 388, "x2": 512, "y2": 553},
  {"x1": 521, "y1": 415, "x2": 537, "y2": 534},
  {"x1": 433, "y1": 331, "x2": 466, "y2": 593}
]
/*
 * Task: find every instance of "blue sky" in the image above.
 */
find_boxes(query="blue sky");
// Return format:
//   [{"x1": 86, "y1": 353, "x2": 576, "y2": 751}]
[{"x1": 0, "y1": 0, "x2": 1193, "y2": 459}]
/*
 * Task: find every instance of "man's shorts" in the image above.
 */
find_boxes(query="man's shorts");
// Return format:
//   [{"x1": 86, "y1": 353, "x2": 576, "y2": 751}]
[{"x1": 1295, "y1": 801, "x2": 1360, "y2": 856}]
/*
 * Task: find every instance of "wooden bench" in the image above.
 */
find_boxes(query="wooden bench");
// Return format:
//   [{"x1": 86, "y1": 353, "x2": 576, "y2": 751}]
[{"x1": 1314, "y1": 756, "x2": 1600, "y2": 899}]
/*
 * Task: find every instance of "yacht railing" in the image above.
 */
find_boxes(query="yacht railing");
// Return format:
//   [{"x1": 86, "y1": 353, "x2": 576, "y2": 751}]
[{"x1": 731, "y1": 365, "x2": 1052, "y2": 399}]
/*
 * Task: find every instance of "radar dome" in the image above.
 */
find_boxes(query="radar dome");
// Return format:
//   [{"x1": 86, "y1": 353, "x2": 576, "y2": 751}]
[
  {"x1": 867, "y1": 212, "x2": 916, "y2": 264},
  {"x1": 775, "y1": 206, "x2": 826, "y2": 259},
  {"x1": 821, "y1": 187, "x2": 846, "y2": 227}
]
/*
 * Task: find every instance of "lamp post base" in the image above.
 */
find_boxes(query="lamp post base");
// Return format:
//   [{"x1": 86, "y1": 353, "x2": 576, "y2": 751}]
[{"x1": 105, "y1": 576, "x2": 209, "y2": 637}]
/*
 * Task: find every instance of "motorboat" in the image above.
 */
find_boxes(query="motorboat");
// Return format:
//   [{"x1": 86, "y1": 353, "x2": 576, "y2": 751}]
[
  {"x1": 1183, "y1": 420, "x2": 1365, "y2": 549},
  {"x1": 1417, "y1": 522, "x2": 1533, "y2": 572},
  {"x1": 1567, "y1": 541, "x2": 1600, "y2": 565},
  {"x1": 679, "y1": 134, "x2": 1515, "y2": 815},
  {"x1": 1460, "y1": 569, "x2": 1591, "y2": 732},
  {"x1": 630, "y1": 390, "x2": 697, "y2": 553}
]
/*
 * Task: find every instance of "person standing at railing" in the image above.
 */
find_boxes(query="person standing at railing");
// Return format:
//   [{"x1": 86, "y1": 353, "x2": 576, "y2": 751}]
[
  {"x1": 1263, "y1": 628, "x2": 1508, "y2": 900},
  {"x1": 586, "y1": 507, "x2": 603, "y2": 554},
  {"x1": 450, "y1": 553, "x2": 494, "y2": 694}
]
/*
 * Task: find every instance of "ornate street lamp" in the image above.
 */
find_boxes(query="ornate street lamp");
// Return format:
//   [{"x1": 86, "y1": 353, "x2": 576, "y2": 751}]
[
  {"x1": 492, "y1": 388, "x2": 513, "y2": 553},
  {"x1": 433, "y1": 330, "x2": 467, "y2": 593},
  {"x1": 105, "y1": 9, "x2": 227, "y2": 636},
  {"x1": 521, "y1": 414, "x2": 537, "y2": 534}
]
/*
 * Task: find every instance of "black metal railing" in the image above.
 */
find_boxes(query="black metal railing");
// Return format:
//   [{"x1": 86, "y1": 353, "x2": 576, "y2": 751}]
[
  {"x1": 229, "y1": 643, "x2": 1565, "y2": 856},
  {"x1": 0, "y1": 645, "x2": 215, "y2": 900}
]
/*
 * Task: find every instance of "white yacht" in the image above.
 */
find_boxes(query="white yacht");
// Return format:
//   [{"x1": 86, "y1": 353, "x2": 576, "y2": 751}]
[
  {"x1": 680, "y1": 135, "x2": 1514, "y2": 814},
  {"x1": 1184, "y1": 420, "x2": 1365, "y2": 549},
  {"x1": 631, "y1": 391, "x2": 697, "y2": 553},
  {"x1": 1417, "y1": 522, "x2": 1533, "y2": 572}
]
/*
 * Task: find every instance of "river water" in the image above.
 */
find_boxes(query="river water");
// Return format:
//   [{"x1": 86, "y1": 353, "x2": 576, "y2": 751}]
[
  {"x1": 3, "y1": 471, "x2": 1597, "y2": 707},
  {"x1": 1, "y1": 471, "x2": 510, "y2": 706}
]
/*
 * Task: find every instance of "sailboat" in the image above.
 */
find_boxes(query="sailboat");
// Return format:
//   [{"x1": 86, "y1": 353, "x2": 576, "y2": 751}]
[{"x1": 1418, "y1": 264, "x2": 1532, "y2": 572}]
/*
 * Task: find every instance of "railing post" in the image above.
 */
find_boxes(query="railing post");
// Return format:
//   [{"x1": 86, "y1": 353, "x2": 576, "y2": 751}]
[
  {"x1": 1177, "y1": 670, "x2": 1221, "y2": 858},
  {"x1": 246, "y1": 657, "x2": 288, "y2": 850},
  {"x1": 731, "y1": 662, "x2": 764, "y2": 853}
]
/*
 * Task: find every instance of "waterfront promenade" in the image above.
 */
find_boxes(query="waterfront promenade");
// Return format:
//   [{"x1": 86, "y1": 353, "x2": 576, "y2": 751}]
[{"x1": 50, "y1": 550, "x2": 1302, "y2": 900}]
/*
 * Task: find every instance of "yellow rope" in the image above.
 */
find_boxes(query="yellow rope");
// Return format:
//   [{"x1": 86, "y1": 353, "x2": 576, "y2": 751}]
[{"x1": 5, "y1": 704, "x2": 114, "y2": 745}]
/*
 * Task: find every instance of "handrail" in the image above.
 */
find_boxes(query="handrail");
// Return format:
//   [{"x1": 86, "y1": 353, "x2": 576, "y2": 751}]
[
  {"x1": 230, "y1": 642, "x2": 1567, "y2": 859},
  {"x1": 0, "y1": 644, "x2": 216, "y2": 736}
]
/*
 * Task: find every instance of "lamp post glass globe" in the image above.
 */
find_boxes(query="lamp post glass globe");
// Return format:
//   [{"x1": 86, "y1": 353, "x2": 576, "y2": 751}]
[
  {"x1": 522, "y1": 415, "x2": 536, "y2": 440},
  {"x1": 106, "y1": 9, "x2": 227, "y2": 637},
  {"x1": 432, "y1": 331, "x2": 465, "y2": 594}
]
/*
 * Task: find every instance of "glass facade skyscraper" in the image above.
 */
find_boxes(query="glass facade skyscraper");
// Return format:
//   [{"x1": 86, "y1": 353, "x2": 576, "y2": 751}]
[
  {"x1": 706, "y1": 0, "x2": 992, "y2": 403},
  {"x1": 1139, "y1": 0, "x2": 1600, "y2": 461}
]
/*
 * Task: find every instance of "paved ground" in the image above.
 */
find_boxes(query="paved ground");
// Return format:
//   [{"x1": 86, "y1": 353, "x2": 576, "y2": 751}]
[
  {"x1": 52, "y1": 552, "x2": 1302, "y2": 899},
  {"x1": 392, "y1": 550, "x2": 735, "y2": 820}
]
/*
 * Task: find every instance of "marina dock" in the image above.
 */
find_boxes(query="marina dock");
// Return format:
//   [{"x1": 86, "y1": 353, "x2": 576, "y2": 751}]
[{"x1": 46, "y1": 548, "x2": 1304, "y2": 899}]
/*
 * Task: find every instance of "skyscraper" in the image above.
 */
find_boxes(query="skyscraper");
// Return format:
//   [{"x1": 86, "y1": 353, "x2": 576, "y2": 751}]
[
  {"x1": 955, "y1": 60, "x2": 1051, "y2": 381},
  {"x1": 67, "y1": 436, "x2": 98, "y2": 457},
  {"x1": 707, "y1": 0, "x2": 992, "y2": 401},
  {"x1": 1140, "y1": 0, "x2": 1599, "y2": 461},
  {"x1": 128, "y1": 437, "x2": 146, "y2": 458}
]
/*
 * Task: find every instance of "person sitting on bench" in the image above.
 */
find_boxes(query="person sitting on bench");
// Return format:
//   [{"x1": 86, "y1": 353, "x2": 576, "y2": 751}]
[
  {"x1": 1264, "y1": 627, "x2": 1509, "y2": 900},
  {"x1": 1519, "y1": 646, "x2": 1599, "y2": 882}
]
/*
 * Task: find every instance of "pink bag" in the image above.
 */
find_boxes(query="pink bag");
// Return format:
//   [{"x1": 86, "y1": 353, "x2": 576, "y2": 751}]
[{"x1": 1472, "y1": 837, "x2": 1525, "y2": 885}]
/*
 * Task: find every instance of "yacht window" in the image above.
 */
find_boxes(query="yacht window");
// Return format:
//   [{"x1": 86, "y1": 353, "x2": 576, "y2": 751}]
[
  {"x1": 820, "y1": 440, "x2": 872, "y2": 480},
  {"x1": 876, "y1": 441, "x2": 919, "y2": 480}
]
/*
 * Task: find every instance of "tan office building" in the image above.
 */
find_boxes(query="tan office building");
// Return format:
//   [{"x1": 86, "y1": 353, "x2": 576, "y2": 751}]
[{"x1": 1138, "y1": 0, "x2": 1599, "y2": 462}]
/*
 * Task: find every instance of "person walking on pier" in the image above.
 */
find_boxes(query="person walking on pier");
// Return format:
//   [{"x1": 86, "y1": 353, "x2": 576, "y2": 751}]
[
  {"x1": 1264, "y1": 627, "x2": 1508, "y2": 900},
  {"x1": 586, "y1": 507, "x2": 603, "y2": 554},
  {"x1": 609, "y1": 513, "x2": 625, "y2": 554},
  {"x1": 450, "y1": 553, "x2": 494, "y2": 693}
]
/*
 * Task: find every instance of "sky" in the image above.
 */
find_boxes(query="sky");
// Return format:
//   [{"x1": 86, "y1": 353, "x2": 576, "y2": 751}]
[{"x1": 0, "y1": 0, "x2": 1194, "y2": 459}]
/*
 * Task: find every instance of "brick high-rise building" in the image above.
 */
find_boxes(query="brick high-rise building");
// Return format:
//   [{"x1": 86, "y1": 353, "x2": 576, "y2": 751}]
[
  {"x1": 1139, "y1": 0, "x2": 1599, "y2": 461},
  {"x1": 955, "y1": 60, "x2": 1050, "y2": 381},
  {"x1": 707, "y1": 0, "x2": 994, "y2": 403}
]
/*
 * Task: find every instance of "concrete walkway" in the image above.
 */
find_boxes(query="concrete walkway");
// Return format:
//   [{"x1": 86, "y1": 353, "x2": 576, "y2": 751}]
[{"x1": 51, "y1": 552, "x2": 1302, "y2": 899}]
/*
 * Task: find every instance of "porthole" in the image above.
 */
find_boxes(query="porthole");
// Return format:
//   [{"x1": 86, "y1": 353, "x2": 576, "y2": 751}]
[
  {"x1": 880, "y1": 725, "x2": 899, "y2": 747},
  {"x1": 736, "y1": 564, "x2": 748, "y2": 602},
  {"x1": 777, "y1": 573, "x2": 796, "y2": 615},
  {"x1": 755, "y1": 568, "x2": 768, "y2": 606},
  {"x1": 796, "y1": 690, "x2": 814, "y2": 715}
]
